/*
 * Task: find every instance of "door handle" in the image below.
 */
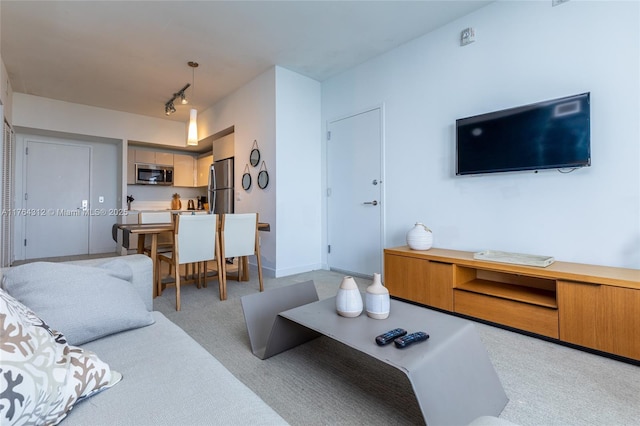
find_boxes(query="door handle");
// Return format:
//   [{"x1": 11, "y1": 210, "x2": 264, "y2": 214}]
[{"x1": 363, "y1": 200, "x2": 378, "y2": 206}]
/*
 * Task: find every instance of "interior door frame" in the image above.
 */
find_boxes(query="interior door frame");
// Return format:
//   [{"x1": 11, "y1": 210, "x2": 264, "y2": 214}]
[{"x1": 325, "y1": 104, "x2": 386, "y2": 277}]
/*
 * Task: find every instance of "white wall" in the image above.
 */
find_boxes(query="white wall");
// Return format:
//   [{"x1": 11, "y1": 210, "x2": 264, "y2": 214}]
[
  {"x1": 274, "y1": 67, "x2": 323, "y2": 276},
  {"x1": 322, "y1": 0, "x2": 640, "y2": 269},
  {"x1": 199, "y1": 68, "x2": 279, "y2": 273},
  {"x1": 12, "y1": 94, "x2": 185, "y2": 146},
  {"x1": 1, "y1": 58, "x2": 13, "y2": 122},
  {"x1": 199, "y1": 66, "x2": 323, "y2": 277}
]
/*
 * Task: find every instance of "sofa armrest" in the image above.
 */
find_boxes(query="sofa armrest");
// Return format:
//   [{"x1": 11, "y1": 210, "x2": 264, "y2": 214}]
[{"x1": 64, "y1": 255, "x2": 153, "y2": 311}]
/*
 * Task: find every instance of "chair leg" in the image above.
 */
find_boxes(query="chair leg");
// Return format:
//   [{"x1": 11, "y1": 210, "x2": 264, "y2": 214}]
[
  {"x1": 256, "y1": 251, "x2": 264, "y2": 293},
  {"x1": 194, "y1": 262, "x2": 202, "y2": 289},
  {"x1": 156, "y1": 257, "x2": 163, "y2": 296},
  {"x1": 175, "y1": 267, "x2": 181, "y2": 311},
  {"x1": 220, "y1": 258, "x2": 227, "y2": 301},
  {"x1": 237, "y1": 257, "x2": 246, "y2": 282},
  {"x1": 201, "y1": 261, "x2": 207, "y2": 288}
]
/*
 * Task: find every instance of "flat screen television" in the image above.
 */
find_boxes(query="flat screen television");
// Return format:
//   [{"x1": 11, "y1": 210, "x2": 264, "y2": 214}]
[{"x1": 456, "y1": 93, "x2": 591, "y2": 175}]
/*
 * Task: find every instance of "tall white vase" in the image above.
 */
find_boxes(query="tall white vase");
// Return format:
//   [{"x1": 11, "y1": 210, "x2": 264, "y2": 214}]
[
  {"x1": 336, "y1": 276, "x2": 363, "y2": 318},
  {"x1": 365, "y1": 273, "x2": 390, "y2": 319}
]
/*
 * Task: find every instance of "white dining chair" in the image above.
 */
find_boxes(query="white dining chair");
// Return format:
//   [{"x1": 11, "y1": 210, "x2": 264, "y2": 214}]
[
  {"x1": 138, "y1": 211, "x2": 174, "y2": 254},
  {"x1": 157, "y1": 213, "x2": 221, "y2": 311},
  {"x1": 219, "y1": 213, "x2": 264, "y2": 301}
]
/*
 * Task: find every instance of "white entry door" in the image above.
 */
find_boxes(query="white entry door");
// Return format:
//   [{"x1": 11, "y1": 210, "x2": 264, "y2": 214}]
[
  {"x1": 327, "y1": 108, "x2": 383, "y2": 277},
  {"x1": 24, "y1": 140, "x2": 91, "y2": 259}
]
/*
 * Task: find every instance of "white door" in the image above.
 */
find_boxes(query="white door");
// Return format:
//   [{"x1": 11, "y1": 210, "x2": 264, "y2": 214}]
[
  {"x1": 327, "y1": 108, "x2": 383, "y2": 277},
  {"x1": 24, "y1": 140, "x2": 91, "y2": 259}
]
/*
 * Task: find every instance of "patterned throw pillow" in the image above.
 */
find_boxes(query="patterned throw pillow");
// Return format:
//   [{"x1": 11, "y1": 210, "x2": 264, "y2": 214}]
[{"x1": 0, "y1": 288, "x2": 121, "y2": 425}]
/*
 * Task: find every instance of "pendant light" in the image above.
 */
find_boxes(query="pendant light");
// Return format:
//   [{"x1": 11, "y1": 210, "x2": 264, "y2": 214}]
[{"x1": 187, "y1": 61, "x2": 199, "y2": 146}]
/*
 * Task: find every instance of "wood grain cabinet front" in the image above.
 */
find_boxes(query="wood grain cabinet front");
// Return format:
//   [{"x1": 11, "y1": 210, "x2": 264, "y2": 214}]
[
  {"x1": 558, "y1": 281, "x2": 640, "y2": 361},
  {"x1": 384, "y1": 253, "x2": 453, "y2": 311}
]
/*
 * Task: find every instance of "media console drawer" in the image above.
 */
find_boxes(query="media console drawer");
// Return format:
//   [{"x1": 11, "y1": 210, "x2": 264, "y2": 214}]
[{"x1": 454, "y1": 290, "x2": 559, "y2": 339}]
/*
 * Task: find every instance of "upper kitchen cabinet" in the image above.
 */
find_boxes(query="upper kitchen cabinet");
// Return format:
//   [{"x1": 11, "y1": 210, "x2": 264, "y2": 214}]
[
  {"x1": 135, "y1": 149, "x2": 174, "y2": 166},
  {"x1": 174, "y1": 154, "x2": 195, "y2": 187},
  {"x1": 127, "y1": 147, "x2": 136, "y2": 184},
  {"x1": 196, "y1": 155, "x2": 213, "y2": 187}
]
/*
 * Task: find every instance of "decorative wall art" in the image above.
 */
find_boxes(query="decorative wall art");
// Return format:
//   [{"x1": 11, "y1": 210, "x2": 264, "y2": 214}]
[
  {"x1": 242, "y1": 164, "x2": 252, "y2": 191},
  {"x1": 257, "y1": 161, "x2": 269, "y2": 189},
  {"x1": 249, "y1": 140, "x2": 261, "y2": 167}
]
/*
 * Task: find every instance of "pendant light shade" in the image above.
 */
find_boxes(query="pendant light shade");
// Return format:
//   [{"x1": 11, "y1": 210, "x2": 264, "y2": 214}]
[
  {"x1": 186, "y1": 61, "x2": 199, "y2": 146},
  {"x1": 187, "y1": 108, "x2": 198, "y2": 146}
]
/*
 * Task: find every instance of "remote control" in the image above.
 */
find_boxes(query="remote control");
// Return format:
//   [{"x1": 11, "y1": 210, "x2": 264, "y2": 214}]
[
  {"x1": 375, "y1": 328, "x2": 407, "y2": 346},
  {"x1": 394, "y1": 331, "x2": 430, "y2": 349}
]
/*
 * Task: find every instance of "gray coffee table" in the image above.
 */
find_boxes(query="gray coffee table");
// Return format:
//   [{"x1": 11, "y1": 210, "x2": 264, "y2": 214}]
[{"x1": 241, "y1": 281, "x2": 508, "y2": 426}]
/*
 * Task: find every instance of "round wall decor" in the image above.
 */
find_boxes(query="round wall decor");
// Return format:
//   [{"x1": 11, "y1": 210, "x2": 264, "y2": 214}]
[
  {"x1": 249, "y1": 140, "x2": 261, "y2": 167},
  {"x1": 257, "y1": 161, "x2": 269, "y2": 189},
  {"x1": 242, "y1": 164, "x2": 252, "y2": 190},
  {"x1": 258, "y1": 170, "x2": 269, "y2": 189}
]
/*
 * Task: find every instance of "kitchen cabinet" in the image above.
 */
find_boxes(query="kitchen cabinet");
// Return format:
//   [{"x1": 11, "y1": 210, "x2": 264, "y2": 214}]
[
  {"x1": 127, "y1": 147, "x2": 136, "y2": 185},
  {"x1": 173, "y1": 154, "x2": 195, "y2": 187},
  {"x1": 196, "y1": 155, "x2": 213, "y2": 187},
  {"x1": 135, "y1": 149, "x2": 174, "y2": 166}
]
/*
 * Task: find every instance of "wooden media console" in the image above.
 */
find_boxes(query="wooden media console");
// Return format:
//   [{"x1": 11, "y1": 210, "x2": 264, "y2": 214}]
[{"x1": 384, "y1": 247, "x2": 640, "y2": 362}]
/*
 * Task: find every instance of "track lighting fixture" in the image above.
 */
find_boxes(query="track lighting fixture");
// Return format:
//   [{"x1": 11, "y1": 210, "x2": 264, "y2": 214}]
[
  {"x1": 164, "y1": 83, "x2": 190, "y2": 116},
  {"x1": 162, "y1": 62, "x2": 200, "y2": 147},
  {"x1": 165, "y1": 101, "x2": 177, "y2": 115}
]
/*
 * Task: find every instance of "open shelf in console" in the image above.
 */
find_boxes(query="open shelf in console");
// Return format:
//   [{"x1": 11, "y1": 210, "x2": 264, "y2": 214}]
[{"x1": 454, "y1": 267, "x2": 557, "y2": 309}]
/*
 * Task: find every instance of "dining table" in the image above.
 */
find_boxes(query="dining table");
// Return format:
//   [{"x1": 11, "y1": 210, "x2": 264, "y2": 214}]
[
  {"x1": 118, "y1": 222, "x2": 174, "y2": 297},
  {"x1": 119, "y1": 220, "x2": 271, "y2": 297}
]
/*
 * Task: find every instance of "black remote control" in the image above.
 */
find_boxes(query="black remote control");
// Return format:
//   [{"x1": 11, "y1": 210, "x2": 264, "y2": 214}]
[
  {"x1": 375, "y1": 328, "x2": 407, "y2": 346},
  {"x1": 394, "y1": 331, "x2": 430, "y2": 348}
]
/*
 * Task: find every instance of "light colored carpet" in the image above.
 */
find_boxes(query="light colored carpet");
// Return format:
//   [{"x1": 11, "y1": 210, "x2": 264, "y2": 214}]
[{"x1": 154, "y1": 268, "x2": 640, "y2": 426}]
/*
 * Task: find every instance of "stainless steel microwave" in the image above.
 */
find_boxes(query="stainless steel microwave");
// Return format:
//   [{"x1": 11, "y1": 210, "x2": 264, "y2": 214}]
[{"x1": 135, "y1": 163, "x2": 174, "y2": 185}]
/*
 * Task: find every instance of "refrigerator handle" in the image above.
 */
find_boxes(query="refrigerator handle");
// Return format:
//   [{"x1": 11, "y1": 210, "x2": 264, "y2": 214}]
[
  {"x1": 207, "y1": 164, "x2": 217, "y2": 213},
  {"x1": 208, "y1": 164, "x2": 216, "y2": 214}
]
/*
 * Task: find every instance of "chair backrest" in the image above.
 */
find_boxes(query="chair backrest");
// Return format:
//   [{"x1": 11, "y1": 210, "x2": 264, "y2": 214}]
[
  {"x1": 139, "y1": 211, "x2": 174, "y2": 246},
  {"x1": 139, "y1": 211, "x2": 173, "y2": 224},
  {"x1": 222, "y1": 213, "x2": 257, "y2": 258},
  {"x1": 175, "y1": 214, "x2": 218, "y2": 264}
]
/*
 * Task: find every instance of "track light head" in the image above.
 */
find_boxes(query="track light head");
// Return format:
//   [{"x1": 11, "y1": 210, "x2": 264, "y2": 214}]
[{"x1": 163, "y1": 83, "x2": 191, "y2": 115}]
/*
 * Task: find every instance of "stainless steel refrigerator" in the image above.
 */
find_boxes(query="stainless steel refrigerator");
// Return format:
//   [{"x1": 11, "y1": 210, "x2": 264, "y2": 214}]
[{"x1": 208, "y1": 157, "x2": 234, "y2": 215}]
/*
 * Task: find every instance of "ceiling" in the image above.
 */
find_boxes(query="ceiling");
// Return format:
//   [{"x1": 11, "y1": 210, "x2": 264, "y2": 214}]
[{"x1": 1, "y1": 1, "x2": 491, "y2": 125}]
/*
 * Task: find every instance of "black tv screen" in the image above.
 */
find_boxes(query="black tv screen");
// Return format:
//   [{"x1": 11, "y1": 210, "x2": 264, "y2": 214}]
[{"x1": 456, "y1": 93, "x2": 591, "y2": 175}]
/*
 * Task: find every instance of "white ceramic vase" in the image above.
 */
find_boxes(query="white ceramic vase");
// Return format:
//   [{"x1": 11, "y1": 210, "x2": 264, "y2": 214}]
[
  {"x1": 365, "y1": 273, "x2": 390, "y2": 319},
  {"x1": 406, "y1": 222, "x2": 433, "y2": 250},
  {"x1": 336, "y1": 276, "x2": 363, "y2": 318}
]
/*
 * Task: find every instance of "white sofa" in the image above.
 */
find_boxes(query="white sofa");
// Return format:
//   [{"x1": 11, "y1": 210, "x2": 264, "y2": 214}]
[{"x1": 0, "y1": 254, "x2": 287, "y2": 425}]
